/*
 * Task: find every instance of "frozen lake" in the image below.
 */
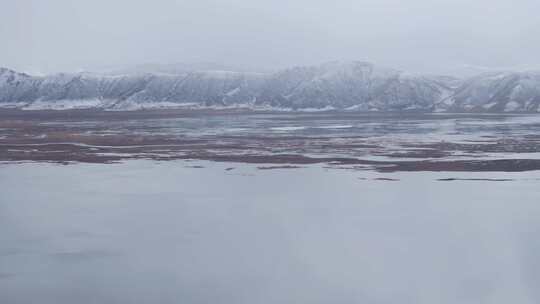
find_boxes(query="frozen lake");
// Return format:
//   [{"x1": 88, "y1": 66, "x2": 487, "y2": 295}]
[{"x1": 2, "y1": 160, "x2": 540, "y2": 304}]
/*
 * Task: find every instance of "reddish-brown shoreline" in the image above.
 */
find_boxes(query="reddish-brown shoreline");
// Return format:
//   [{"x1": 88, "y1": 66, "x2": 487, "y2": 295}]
[{"x1": 2, "y1": 109, "x2": 540, "y2": 172}]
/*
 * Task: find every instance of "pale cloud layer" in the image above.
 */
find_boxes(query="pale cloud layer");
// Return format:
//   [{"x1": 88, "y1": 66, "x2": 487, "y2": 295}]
[{"x1": 2, "y1": 0, "x2": 540, "y2": 75}]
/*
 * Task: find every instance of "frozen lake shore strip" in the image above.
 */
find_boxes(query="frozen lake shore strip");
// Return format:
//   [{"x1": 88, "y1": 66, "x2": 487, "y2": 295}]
[{"x1": 1, "y1": 109, "x2": 540, "y2": 172}]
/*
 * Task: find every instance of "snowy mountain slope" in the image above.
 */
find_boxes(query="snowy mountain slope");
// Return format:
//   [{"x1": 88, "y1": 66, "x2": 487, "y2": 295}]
[
  {"x1": 437, "y1": 72, "x2": 540, "y2": 112},
  {"x1": 258, "y1": 61, "x2": 452, "y2": 111},
  {"x1": 0, "y1": 68, "x2": 266, "y2": 110},
  {"x1": 0, "y1": 68, "x2": 41, "y2": 106},
  {"x1": 1, "y1": 63, "x2": 540, "y2": 112}
]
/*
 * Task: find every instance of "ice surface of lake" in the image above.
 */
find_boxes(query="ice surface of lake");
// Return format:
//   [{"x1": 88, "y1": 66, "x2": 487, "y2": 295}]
[{"x1": 2, "y1": 160, "x2": 540, "y2": 304}]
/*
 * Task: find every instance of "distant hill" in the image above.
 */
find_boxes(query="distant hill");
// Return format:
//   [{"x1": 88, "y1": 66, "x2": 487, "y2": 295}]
[{"x1": 1, "y1": 62, "x2": 540, "y2": 112}]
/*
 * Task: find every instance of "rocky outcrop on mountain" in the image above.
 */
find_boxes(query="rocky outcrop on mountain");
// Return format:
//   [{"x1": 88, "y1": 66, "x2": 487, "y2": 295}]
[{"x1": 1, "y1": 62, "x2": 540, "y2": 112}]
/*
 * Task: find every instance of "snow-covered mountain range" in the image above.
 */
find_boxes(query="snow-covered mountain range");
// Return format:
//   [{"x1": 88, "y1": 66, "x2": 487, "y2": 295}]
[{"x1": 2, "y1": 61, "x2": 540, "y2": 112}]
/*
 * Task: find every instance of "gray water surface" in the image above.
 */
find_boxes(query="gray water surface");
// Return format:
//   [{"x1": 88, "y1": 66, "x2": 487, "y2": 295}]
[{"x1": 1, "y1": 161, "x2": 540, "y2": 304}]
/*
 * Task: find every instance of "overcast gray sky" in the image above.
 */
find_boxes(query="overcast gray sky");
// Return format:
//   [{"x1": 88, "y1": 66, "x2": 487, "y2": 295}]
[{"x1": 2, "y1": 0, "x2": 540, "y2": 75}]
